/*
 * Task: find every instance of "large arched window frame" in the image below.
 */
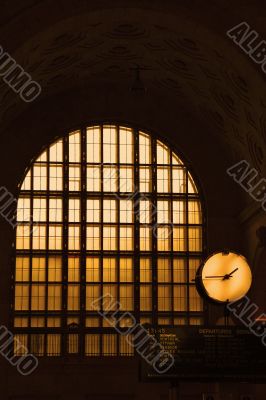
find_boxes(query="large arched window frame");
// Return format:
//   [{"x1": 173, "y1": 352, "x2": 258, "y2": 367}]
[{"x1": 12, "y1": 124, "x2": 206, "y2": 357}]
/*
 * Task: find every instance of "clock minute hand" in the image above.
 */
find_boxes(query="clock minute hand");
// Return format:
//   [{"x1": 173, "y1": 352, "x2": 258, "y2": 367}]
[
  {"x1": 203, "y1": 275, "x2": 225, "y2": 279},
  {"x1": 223, "y1": 267, "x2": 239, "y2": 280},
  {"x1": 228, "y1": 267, "x2": 239, "y2": 276}
]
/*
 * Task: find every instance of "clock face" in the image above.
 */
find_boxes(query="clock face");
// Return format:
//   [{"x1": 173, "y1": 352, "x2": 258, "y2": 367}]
[{"x1": 197, "y1": 252, "x2": 252, "y2": 303}]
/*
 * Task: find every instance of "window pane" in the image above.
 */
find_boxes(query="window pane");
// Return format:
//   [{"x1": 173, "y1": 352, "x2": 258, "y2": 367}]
[
  {"x1": 21, "y1": 170, "x2": 31, "y2": 190},
  {"x1": 31, "y1": 334, "x2": 45, "y2": 356},
  {"x1": 139, "y1": 132, "x2": 151, "y2": 164},
  {"x1": 157, "y1": 140, "x2": 170, "y2": 164},
  {"x1": 188, "y1": 172, "x2": 198, "y2": 194},
  {"x1": 85, "y1": 334, "x2": 100, "y2": 356},
  {"x1": 173, "y1": 286, "x2": 187, "y2": 311},
  {"x1": 140, "y1": 285, "x2": 152, "y2": 311},
  {"x1": 120, "y1": 199, "x2": 133, "y2": 223},
  {"x1": 173, "y1": 258, "x2": 186, "y2": 283},
  {"x1": 139, "y1": 199, "x2": 151, "y2": 223},
  {"x1": 188, "y1": 227, "x2": 202, "y2": 252},
  {"x1": 48, "y1": 257, "x2": 62, "y2": 281},
  {"x1": 119, "y1": 127, "x2": 133, "y2": 163},
  {"x1": 68, "y1": 285, "x2": 80, "y2": 310},
  {"x1": 140, "y1": 226, "x2": 151, "y2": 251},
  {"x1": 120, "y1": 167, "x2": 134, "y2": 193},
  {"x1": 50, "y1": 165, "x2": 63, "y2": 191},
  {"x1": 87, "y1": 165, "x2": 100, "y2": 191},
  {"x1": 157, "y1": 226, "x2": 171, "y2": 251},
  {"x1": 139, "y1": 167, "x2": 151, "y2": 192},
  {"x1": 188, "y1": 200, "x2": 202, "y2": 224},
  {"x1": 120, "y1": 226, "x2": 133, "y2": 251},
  {"x1": 158, "y1": 317, "x2": 171, "y2": 325},
  {"x1": 36, "y1": 151, "x2": 47, "y2": 162},
  {"x1": 86, "y1": 317, "x2": 100, "y2": 327},
  {"x1": 158, "y1": 285, "x2": 171, "y2": 311},
  {"x1": 15, "y1": 257, "x2": 30, "y2": 282},
  {"x1": 120, "y1": 335, "x2": 134, "y2": 355},
  {"x1": 86, "y1": 285, "x2": 100, "y2": 310},
  {"x1": 68, "y1": 225, "x2": 80, "y2": 250},
  {"x1": 15, "y1": 284, "x2": 29, "y2": 310},
  {"x1": 189, "y1": 286, "x2": 203, "y2": 311},
  {"x1": 14, "y1": 317, "x2": 28, "y2": 327},
  {"x1": 47, "y1": 334, "x2": 61, "y2": 356},
  {"x1": 49, "y1": 198, "x2": 62, "y2": 222},
  {"x1": 172, "y1": 167, "x2": 186, "y2": 193},
  {"x1": 87, "y1": 199, "x2": 100, "y2": 222},
  {"x1": 158, "y1": 258, "x2": 171, "y2": 282},
  {"x1": 69, "y1": 131, "x2": 81, "y2": 162},
  {"x1": 103, "y1": 166, "x2": 118, "y2": 192},
  {"x1": 16, "y1": 224, "x2": 30, "y2": 249},
  {"x1": 31, "y1": 317, "x2": 45, "y2": 327},
  {"x1": 120, "y1": 285, "x2": 133, "y2": 310},
  {"x1": 69, "y1": 166, "x2": 80, "y2": 191},
  {"x1": 157, "y1": 200, "x2": 170, "y2": 223},
  {"x1": 103, "y1": 285, "x2": 117, "y2": 309},
  {"x1": 173, "y1": 227, "x2": 187, "y2": 252},
  {"x1": 172, "y1": 153, "x2": 183, "y2": 165},
  {"x1": 87, "y1": 126, "x2": 101, "y2": 163},
  {"x1": 31, "y1": 284, "x2": 46, "y2": 310},
  {"x1": 103, "y1": 226, "x2": 117, "y2": 250},
  {"x1": 68, "y1": 256, "x2": 80, "y2": 282},
  {"x1": 103, "y1": 125, "x2": 117, "y2": 163},
  {"x1": 103, "y1": 258, "x2": 117, "y2": 282},
  {"x1": 140, "y1": 258, "x2": 151, "y2": 282},
  {"x1": 32, "y1": 257, "x2": 46, "y2": 281},
  {"x1": 14, "y1": 334, "x2": 28, "y2": 356},
  {"x1": 32, "y1": 225, "x2": 46, "y2": 249},
  {"x1": 120, "y1": 258, "x2": 133, "y2": 282},
  {"x1": 33, "y1": 165, "x2": 47, "y2": 190},
  {"x1": 50, "y1": 140, "x2": 63, "y2": 162},
  {"x1": 86, "y1": 257, "x2": 100, "y2": 282},
  {"x1": 103, "y1": 334, "x2": 117, "y2": 356},
  {"x1": 157, "y1": 167, "x2": 170, "y2": 193},
  {"x1": 47, "y1": 285, "x2": 62, "y2": 310},
  {"x1": 103, "y1": 199, "x2": 117, "y2": 223},
  {"x1": 17, "y1": 197, "x2": 31, "y2": 222},
  {"x1": 189, "y1": 258, "x2": 201, "y2": 282},
  {"x1": 69, "y1": 198, "x2": 80, "y2": 222},
  {"x1": 49, "y1": 225, "x2": 62, "y2": 250},
  {"x1": 173, "y1": 200, "x2": 186, "y2": 224},
  {"x1": 87, "y1": 226, "x2": 100, "y2": 250}
]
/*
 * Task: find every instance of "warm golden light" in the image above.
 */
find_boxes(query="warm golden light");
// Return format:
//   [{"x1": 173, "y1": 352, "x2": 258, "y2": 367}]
[
  {"x1": 201, "y1": 252, "x2": 252, "y2": 302},
  {"x1": 14, "y1": 124, "x2": 204, "y2": 356}
]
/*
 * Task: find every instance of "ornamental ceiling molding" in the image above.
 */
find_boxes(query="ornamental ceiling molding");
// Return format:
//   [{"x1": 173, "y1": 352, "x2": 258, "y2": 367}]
[{"x1": 0, "y1": 9, "x2": 265, "y2": 174}]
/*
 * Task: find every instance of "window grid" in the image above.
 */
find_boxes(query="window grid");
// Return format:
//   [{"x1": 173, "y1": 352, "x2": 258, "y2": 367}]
[{"x1": 13, "y1": 124, "x2": 205, "y2": 357}]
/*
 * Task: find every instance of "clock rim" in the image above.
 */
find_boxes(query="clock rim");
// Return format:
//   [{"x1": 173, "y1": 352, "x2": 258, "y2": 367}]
[{"x1": 195, "y1": 251, "x2": 252, "y2": 304}]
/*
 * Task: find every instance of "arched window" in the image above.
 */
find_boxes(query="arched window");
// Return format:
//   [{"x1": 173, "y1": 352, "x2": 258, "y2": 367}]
[{"x1": 13, "y1": 124, "x2": 205, "y2": 356}]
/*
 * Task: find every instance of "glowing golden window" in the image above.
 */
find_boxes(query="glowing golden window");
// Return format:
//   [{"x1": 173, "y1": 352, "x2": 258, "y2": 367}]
[{"x1": 14, "y1": 124, "x2": 204, "y2": 357}]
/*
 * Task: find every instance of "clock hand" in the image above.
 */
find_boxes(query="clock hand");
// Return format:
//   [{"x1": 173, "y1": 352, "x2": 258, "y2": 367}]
[
  {"x1": 228, "y1": 267, "x2": 239, "y2": 276},
  {"x1": 204, "y1": 268, "x2": 239, "y2": 280},
  {"x1": 222, "y1": 267, "x2": 239, "y2": 280}
]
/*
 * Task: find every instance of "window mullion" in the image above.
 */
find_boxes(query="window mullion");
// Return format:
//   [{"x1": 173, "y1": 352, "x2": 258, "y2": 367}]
[
  {"x1": 62, "y1": 134, "x2": 69, "y2": 355},
  {"x1": 134, "y1": 128, "x2": 140, "y2": 325},
  {"x1": 80, "y1": 126, "x2": 87, "y2": 356},
  {"x1": 151, "y1": 136, "x2": 157, "y2": 326}
]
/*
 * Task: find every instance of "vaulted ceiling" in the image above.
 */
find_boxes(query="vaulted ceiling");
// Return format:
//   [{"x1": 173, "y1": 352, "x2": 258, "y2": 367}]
[{"x1": 0, "y1": 1, "x2": 266, "y2": 211}]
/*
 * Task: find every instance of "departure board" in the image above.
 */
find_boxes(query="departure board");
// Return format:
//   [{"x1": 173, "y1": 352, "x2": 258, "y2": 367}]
[{"x1": 141, "y1": 326, "x2": 266, "y2": 382}]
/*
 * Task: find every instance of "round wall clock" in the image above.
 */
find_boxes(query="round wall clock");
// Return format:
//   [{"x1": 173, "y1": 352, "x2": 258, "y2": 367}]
[{"x1": 195, "y1": 251, "x2": 252, "y2": 303}]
